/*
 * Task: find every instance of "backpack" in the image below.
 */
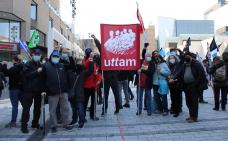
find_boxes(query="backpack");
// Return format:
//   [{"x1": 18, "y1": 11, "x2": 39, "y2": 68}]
[{"x1": 214, "y1": 65, "x2": 226, "y2": 82}]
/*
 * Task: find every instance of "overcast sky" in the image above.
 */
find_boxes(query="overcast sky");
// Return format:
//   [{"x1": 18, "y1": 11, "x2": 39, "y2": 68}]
[{"x1": 61, "y1": 0, "x2": 217, "y2": 38}]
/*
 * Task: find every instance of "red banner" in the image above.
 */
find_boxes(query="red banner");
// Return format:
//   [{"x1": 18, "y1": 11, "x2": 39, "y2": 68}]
[{"x1": 100, "y1": 24, "x2": 140, "y2": 70}]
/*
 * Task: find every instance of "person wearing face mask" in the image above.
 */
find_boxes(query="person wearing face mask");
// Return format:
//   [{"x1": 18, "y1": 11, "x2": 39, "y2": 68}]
[
  {"x1": 167, "y1": 53, "x2": 183, "y2": 117},
  {"x1": 21, "y1": 49, "x2": 45, "y2": 133},
  {"x1": 68, "y1": 59, "x2": 86, "y2": 128},
  {"x1": 83, "y1": 48, "x2": 101, "y2": 121},
  {"x1": 136, "y1": 52, "x2": 155, "y2": 116},
  {"x1": 56, "y1": 48, "x2": 76, "y2": 124},
  {"x1": 2, "y1": 56, "x2": 23, "y2": 128},
  {"x1": 174, "y1": 52, "x2": 207, "y2": 123},
  {"x1": 42, "y1": 50, "x2": 73, "y2": 133},
  {"x1": 153, "y1": 54, "x2": 171, "y2": 116}
]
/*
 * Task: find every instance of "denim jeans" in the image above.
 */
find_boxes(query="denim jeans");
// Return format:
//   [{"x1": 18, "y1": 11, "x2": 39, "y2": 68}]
[
  {"x1": 118, "y1": 80, "x2": 129, "y2": 105},
  {"x1": 9, "y1": 89, "x2": 22, "y2": 123},
  {"x1": 137, "y1": 87, "x2": 152, "y2": 114}
]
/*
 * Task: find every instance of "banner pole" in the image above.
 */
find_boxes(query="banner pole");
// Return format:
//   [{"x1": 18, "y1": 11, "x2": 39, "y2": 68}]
[
  {"x1": 102, "y1": 70, "x2": 106, "y2": 116},
  {"x1": 94, "y1": 88, "x2": 97, "y2": 119},
  {"x1": 137, "y1": 72, "x2": 141, "y2": 116}
]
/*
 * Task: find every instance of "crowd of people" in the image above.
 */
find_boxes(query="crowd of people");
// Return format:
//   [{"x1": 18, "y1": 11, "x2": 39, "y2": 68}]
[{"x1": 0, "y1": 35, "x2": 227, "y2": 134}]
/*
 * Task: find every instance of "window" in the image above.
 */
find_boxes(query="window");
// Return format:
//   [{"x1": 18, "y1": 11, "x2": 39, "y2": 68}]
[
  {"x1": 49, "y1": 18, "x2": 53, "y2": 29},
  {"x1": 0, "y1": 19, "x2": 20, "y2": 43},
  {"x1": 0, "y1": 19, "x2": 10, "y2": 42},
  {"x1": 10, "y1": 21, "x2": 20, "y2": 42},
  {"x1": 31, "y1": 1, "x2": 37, "y2": 20},
  {"x1": 60, "y1": 28, "x2": 63, "y2": 35}
]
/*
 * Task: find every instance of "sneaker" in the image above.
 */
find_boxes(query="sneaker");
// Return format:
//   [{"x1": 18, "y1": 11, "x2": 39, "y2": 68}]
[
  {"x1": 154, "y1": 110, "x2": 162, "y2": 114},
  {"x1": 31, "y1": 124, "x2": 40, "y2": 129},
  {"x1": 5, "y1": 122, "x2": 16, "y2": 128},
  {"x1": 123, "y1": 103, "x2": 130, "y2": 108},
  {"x1": 78, "y1": 123, "x2": 84, "y2": 128},
  {"x1": 63, "y1": 125, "x2": 73, "y2": 130},
  {"x1": 114, "y1": 110, "x2": 119, "y2": 114},
  {"x1": 21, "y1": 127, "x2": 29, "y2": 134},
  {"x1": 173, "y1": 113, "x2": 179, "y2": 118},
  {"x1": 147, "y1": 113, "x2": 152, "y2": 116},
  {"x1": 213, "y1": 108, "x2": 219, "y2": 111},
  {"x1": 51, "y1": 127, "x2": 57, "y2": 133},
  {"x1": 162, "y1": 112, "x2": 168, "y2": 116},
  {"x1": 199, "y1": 100, "x2": 208, "y2": 104},
  {"x1": 186, "y1": 117, "x2": 191, "y2": 121},
  {"x1": 69, "y1": 121, "x2": 77, "y2": 125},
  {"x1": 136, "y1": 112, "x2": 142, "y2": 115},
  {"x1": 90, "y1": 117, "x2": 99, "y2": 121}
]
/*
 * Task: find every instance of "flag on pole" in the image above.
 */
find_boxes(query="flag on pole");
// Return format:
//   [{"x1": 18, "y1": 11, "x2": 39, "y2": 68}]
[
  {"x1": 136, "y1": 4, "x2": 145, "y2": 34},
  {"x1": 19, "y1": 40, "x2": 28, "y2": 49},
  {"x1": 209, "y1": 37, "x2": 218, "y2": 59},
  {"x1": 28, "y1": 30, "x2": 40, "y2": 48},
  {"x1": 159, "y1": 48, "x2": 166, "y2": 58},
  {"x1": 18, "y1": 39, "x2": 32, "y2": 59},
  {"x1": 183, "y1": 37, "x2": 191, "y2": 52}
]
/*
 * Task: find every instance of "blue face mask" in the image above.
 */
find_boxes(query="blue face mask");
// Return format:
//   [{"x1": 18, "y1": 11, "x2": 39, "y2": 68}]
[
  {"x1": 33, "y1": 55, "x2": 41, "y2": 62},
  {"x1": 62, "y1": 53, "x2": 68, "y2": 59},
  {"x1": 51, "y1": 57, "x2": 60, "y2": 64},
  {"x1": 145, "y1": 57, "x2": 151, "y2": 62}
]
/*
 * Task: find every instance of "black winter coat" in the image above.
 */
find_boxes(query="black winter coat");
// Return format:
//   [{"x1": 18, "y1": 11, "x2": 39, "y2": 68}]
[
  {"x1": 22, "y1": 60, "x2": 45, "y2": 93},
  {"x1": 4, "y1": 63, "x2": 24, "y2": 90},
  {"x1": 43, "y1": 62, "x2": 69, "y2": 96},
  {"x1": 175, "y1": 60, "x2": 207, "y2": 91}
]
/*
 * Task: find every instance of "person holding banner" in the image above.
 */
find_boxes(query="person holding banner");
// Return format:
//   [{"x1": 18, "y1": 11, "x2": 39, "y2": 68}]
[
  {"x1": 208, "y1": 53, "x2": 228, "y2": 111},
  {"x1": 136, "y1": 52, "x2": 155, "y2": 116},
  {"x1": 118, "y1": 70, "x2": 130, "y2": 108},
  {"x1": 91, "y1": 35, "x2": 121, "y2": 115}
]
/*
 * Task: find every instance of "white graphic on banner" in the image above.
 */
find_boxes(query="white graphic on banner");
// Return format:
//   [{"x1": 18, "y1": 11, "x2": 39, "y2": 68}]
[{"x1": 104, "y1": 29, "x2": 136, "y2": 55}]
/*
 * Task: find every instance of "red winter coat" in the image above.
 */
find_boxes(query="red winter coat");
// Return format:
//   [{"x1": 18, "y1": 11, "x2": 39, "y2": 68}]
[{"x1": 83, "y1": 59, "x2": 102, "y2": 89}]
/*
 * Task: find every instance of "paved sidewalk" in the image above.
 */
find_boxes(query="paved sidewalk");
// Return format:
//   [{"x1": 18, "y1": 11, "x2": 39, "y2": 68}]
[{"x1": 0, "y1": 87, "x2": 228, "y2": 141}]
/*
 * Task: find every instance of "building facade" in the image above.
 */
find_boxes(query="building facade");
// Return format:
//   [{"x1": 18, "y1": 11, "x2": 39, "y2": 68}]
[
  {"x1": 0, "y1": 0, "x2": 81, "y2": 61},
  {"x1": 157, "y1": 17, "x2": 214, "y2": 49}
]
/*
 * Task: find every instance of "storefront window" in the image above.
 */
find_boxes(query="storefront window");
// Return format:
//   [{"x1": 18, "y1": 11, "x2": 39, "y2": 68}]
[
  {"x1": 0, "y1": 19, "x2": 20, "y2": 43},
  {"x1": 0, "y1": 19, "x2": 10, "y2": 42},
  {"x1": 10, "y1": 21, "x2": 20, "y2": 42}
]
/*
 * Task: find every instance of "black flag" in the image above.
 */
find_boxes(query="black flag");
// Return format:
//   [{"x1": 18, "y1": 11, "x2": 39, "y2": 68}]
[
  {"x1": 183, "y1": 37, "x2": 191, "y2": 52},
  {"x1": 209, "y1": 37, "x2": 218, "y2": 51}
]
